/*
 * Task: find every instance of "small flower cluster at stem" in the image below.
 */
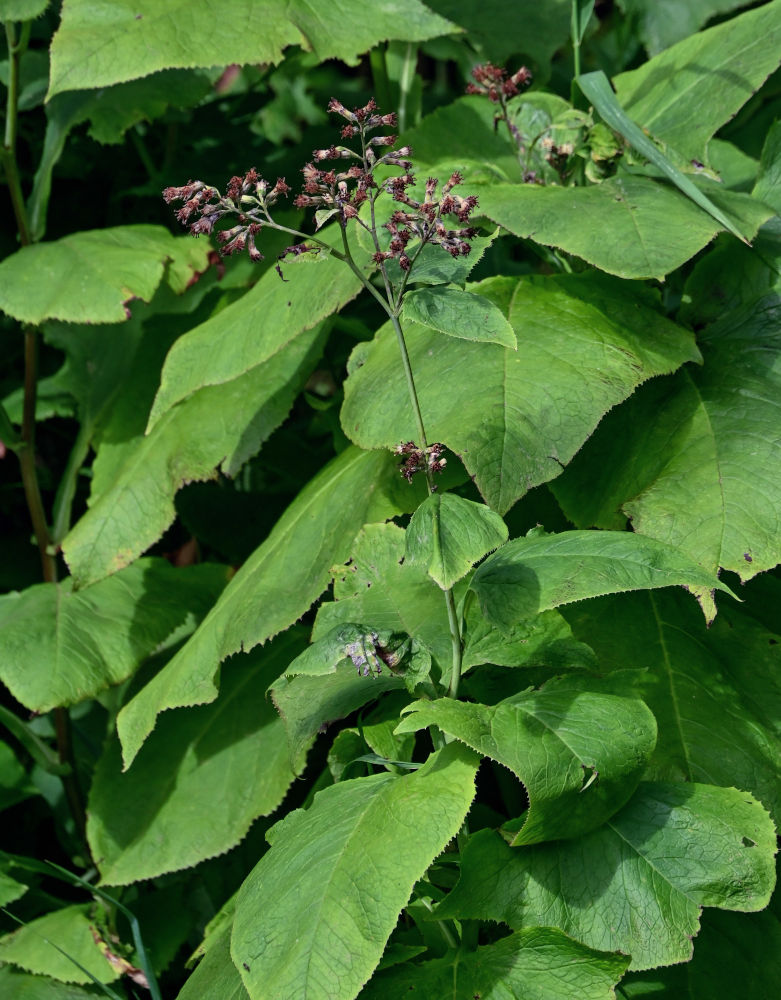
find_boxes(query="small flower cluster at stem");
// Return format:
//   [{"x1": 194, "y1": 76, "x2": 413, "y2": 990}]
[
  {"x1": 466, "y1": 63, "x2": 532, "y2": 103},
  {"x1": 394, "y1": 441, "x2": 447, "y2": 483},
  {"x1": 162, "y1": 95, "x2": 481, "y2": 274}
]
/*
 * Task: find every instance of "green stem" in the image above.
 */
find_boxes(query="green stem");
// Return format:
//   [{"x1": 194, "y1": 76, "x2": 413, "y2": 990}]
[
  {"x1": 0, "y1": 704, "x2": 71, "y2": 775},
  {"x1": 2, "y1": 21, "x2": 31, "y2": 245},
  {"x1": 419, "y1": 897, "x2": 458, "y2": 951}
]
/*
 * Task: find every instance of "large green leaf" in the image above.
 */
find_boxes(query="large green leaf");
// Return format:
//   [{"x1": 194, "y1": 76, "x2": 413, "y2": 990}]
[
  {"x1": 147, "y1": 254, "x2": 361, "y2": 428},
  {"x1": 63, "y1": 318, "x2": 328, "y2": 588},
  {"x1": 551, "y1": 293, "x2": 781, "y2": 584},
  {"x1": 437, "y1": 783, "x2": 777, "y2": 970},
  {"x1": 475, "y1": 177, "x2": 772, "y2": 279},
  {"x1": 87, "y1": 633, "x2": 304, "y2": 886},
  {"x1": 0, "y1": 1, "x2": 48, "y2": 18},
  {"x1": 231, "y1": 741, "x2": 479, "y2": 1000},
  {"x1": 470, "y1": 529, "x2": 732, "y2": 629},
  {"x1": 342, "y1": 273, "x2": 699, "y2": 513},
  {"x1": 0, "y1": 226, "x2": 210, "y2": 324},
  {"x1": 0, "y1": 905, "x2": 119, "y2": 985},
  {"x1": 561, "y1": 588, "x2": 781, "y2": 824},
  {"x1": 613, "y1": 0, "x2": 781, "y2": 164},
  {"x1": 47, "y1": 0, "x2": 456, "y2": 96},
  {"x1": 359, "y1": 927, "x2": 629, "y2": 999},
  {"x1": 115, "y1": 448, "x2": 420, "y2": 768},
  {"x1": 0, "y1": 560, "x2": 227, "y2": 712},
  {"x1": 396, "y1": 678, "x2": 657, "y2": 843}
]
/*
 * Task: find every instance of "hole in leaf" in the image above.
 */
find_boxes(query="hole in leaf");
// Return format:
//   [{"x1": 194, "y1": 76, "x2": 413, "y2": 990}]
[{"x1": 742, "y1": 837, "x2": 756, "y2": 847}]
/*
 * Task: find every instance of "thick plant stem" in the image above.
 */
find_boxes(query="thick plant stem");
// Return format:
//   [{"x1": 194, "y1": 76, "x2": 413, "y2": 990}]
[{"x1": 3, "y1": 20, "x2": 88, "y2": 851}]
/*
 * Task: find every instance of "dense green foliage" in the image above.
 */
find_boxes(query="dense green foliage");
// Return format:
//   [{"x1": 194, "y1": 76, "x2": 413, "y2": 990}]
[{"x1": 1, "y1": 2, "x2": 780, "y2": 997}]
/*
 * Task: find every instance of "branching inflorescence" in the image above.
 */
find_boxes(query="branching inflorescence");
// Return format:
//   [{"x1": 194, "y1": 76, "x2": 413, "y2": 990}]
[{"x1": 163, "y1": 96, "x2": 480, "y2": 280}]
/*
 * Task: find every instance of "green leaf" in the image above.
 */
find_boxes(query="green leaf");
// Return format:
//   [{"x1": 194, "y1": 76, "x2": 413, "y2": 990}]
[
  {"x1": 47, "y1": 0, "x2": 456, "y2": 97},
  {"x1": 359, "y1": 927, "x2": 629, "y2": 1000},
  {"x1": 313, "y1": 522, "x2": 453, "y2": 669},
  {"x1": 471, "y1": 529, "x2": 733, "y2": 629},
  {"x1": 87, "y1": 633, "x2": 304, "y2": 885},
  {"x1": 423, "y1": 0, "x2": 571, "y2": 73},
  {"x1": 0, "y1": 560, "x2": 228, "y2": 713},
  {"x1": 0, "y1": 740, "x2": 38, "y2": 812},
  {"x1": 0, "y1": 868, "x2": 27, "y2": 907},
  {"x1": 272, "y1": 662, "x2": 406, "y2": 775},
  {"x1": 28, "y1": 73, "x2": 212, "y2": 240},
  {"x1": 0, "y1": 967, "x2": 106, "y2": 1000},
  {"x1": 619, "y1": 897, "x2": 781, "y2": 998},
  {"x1": 0, "y1": 905, "x2": 119, "y2": 985},
  {"x1": 177, "y1": 926, "x2": 249, "y2": 1000},
  {"x1": 572, "y1": 0, "x2": 596, "y2": 44},
  {"x1": 402, "y1": 285, "x2": 517, "y2": 349},
  {"x1": 754, "y1": 120, "x2": 781, "y2": 213},
  {"x1": 551, "y1": 294, "x2": 781, "y2": 585},
  {"x1": 397, "y1": 678, "x2": 657, "y2": 843},
  {"x1": 147, "y1": 253, "x2": 361, "y2": 429},
  {"x1": 578, "y1": 70, "x2": 751, "y2": 243},
  {"x1": 562, "y1": 588, "x2": 781, "y2": 825},
  {"x1": 342, "y1": 273, "x2": 699, "y2": 513},
  {"x1": 406, "y1": 493, "x2": 508, "y2": 589},
  {"x1": 63, "y1": 314, "x2": 332, "y2": 588},
  {"x1": 230, "y1": 741, "x2": 479, "y2": 1000},
  {"x1": 613, "y1": 0, "x2": 781, "y2": 164},
  {"x1": 461, "y1": 603, "x2": 597, "y2": 675},
  {"x1": 115, "y1": 448, "x2": 418, "y2": 769},
  {"x1": 437, "y1": 783, "x2": 777, "y2": 970},
  {"x1": 0, "y1": 0, "x2": 48, "y2": 18},
  {"x1": 0, "y1": 227, "x2": 210, "y2": 324},
  {"x1": 618, "y1": 0, "x2": 754, "y2": 57},
  {"x1": 475, "y1": 176, "x2": 773, "y2": 279}
]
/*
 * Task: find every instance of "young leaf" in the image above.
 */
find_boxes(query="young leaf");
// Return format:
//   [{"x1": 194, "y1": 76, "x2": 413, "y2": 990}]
[
  {"x1": 552, "y1": 295, "x2": 781, "y2": 586},
  {"x1": 386, "y1": 228, "x2": 498, "y2": 286},
  {"x1": 397, "y1": 678, "x2": 657, "y2": 843},
  {"x1": 230, "y1": 742, "x2": 479, "y2": 1000},
  {"x1": 47, "y1": 0, "x2": 456, "y2": 97},
  {"x1": 0, "y1": 905, "x2": 119, "y2": 985},
  {"x1": 577, "y1": 70, "x2": 751, "y2": 243},
  {"x1": 314, "y1": 522, "x2": 454, "y2": 668},
  {"x1": 0, "y1": 227, "x2": 210, "y2": 324},
  {"x1": 571, "y1": 0, "x2": 595, "y2": 44},
  {"x1": 438, "y1": 782, "x2": 777, "y2": 970},
  {"x1": 342, "y1": 273, "x2": 700, "y2": 513},
  {"x1": 562, "y1": 588, "x2": 781, "y2": 825},
  {"x1": 115, "y1": 449, "x2": 419, "y2": 769},
  {"x1": 87, "y1": 633, "x2": 305, "y2": 886},
  {"x1": 360, "y1": 927, "x2": 629, "y2": 999},
  {"x1": 613, "y1": 0, "x2": 781, "y2": 164},
  {"x1": 475, "y1": 177, "x2": 772, "y2": 279},
  {"x1": 0, "y1": 560, "x2": 228, "y2": 712},
  {"x1": 405, "y1": 493, "x2": 508, "y2": 590},
  {"x1": 470, "y1": 529, "x2": 734, "y2": 629},
  {"x1": 0, "y1": 869, "x2": 27, "y2": 908},
  {"x1": 402, "y1": 286, "x2": 517, "y2": 349},
  {"x1": 271, "y1": 662, "x2": 406, "y2": 775}
]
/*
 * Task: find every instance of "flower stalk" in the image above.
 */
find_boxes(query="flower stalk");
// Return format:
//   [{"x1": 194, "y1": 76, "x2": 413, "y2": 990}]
[{"x1": 163, "y1": 96, "x2": 483, "y2": 698}]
